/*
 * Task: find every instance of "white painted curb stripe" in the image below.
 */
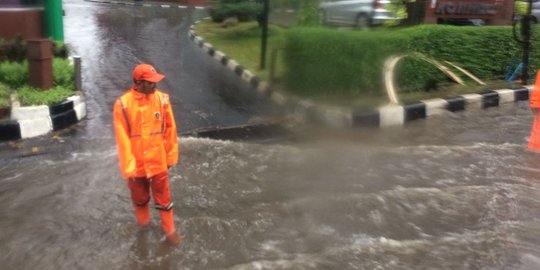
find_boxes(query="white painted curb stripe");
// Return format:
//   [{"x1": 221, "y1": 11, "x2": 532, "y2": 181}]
[
  {"x1": 226, "y1": 59, "x2": 239, "y2": 71},
  {"x1": 319, "y1": 106, "x2": 353, "y2": 128},
  {"x1": 379, "y1": 105, "x2": 404, "y2": 127},
  {"x1": 421, "y1": 98, "x2": 448, "y2": 117},
  {"x1": 241, "y1": 70, "x2": 254, "y2": 83},
  {"x1": 19, "y1": 117, "x2": 52, "y2": 139},
  {"x1": 214, "y1": 51, "x2": 225, "y2": 61},
  {"x1": 12, "y1": 105, "x2": 50, "y2": 120},
  {"x1": 270, "y1": 91, "x2": 287, "y2": 106},
  {"x1": 494, "y1": 89, "x2": 516, "y2": 104},
  {"x1": 203, "y1": 42, "x2": 212, "y2": 53},
  {"x1": 74, "y1": 103, "x2": 87, "y2": 121},
  {"x1": 461, "y1": 93, "x2": 483, "y2": 110}
]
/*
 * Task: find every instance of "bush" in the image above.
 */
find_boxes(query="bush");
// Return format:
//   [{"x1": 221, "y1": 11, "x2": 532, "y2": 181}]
[
  {"x1": 283, "y1": 25, "x2": 540, "y2": 97},
  {"x1": 0, "y1": 61, "x2": 28, "y2": 89},
  {"x1": 0, "y1": 57, "x2": 74, "y2": 90},
  {"x1": 0, "y1": 36, "x2": 26, "y2": 62},
  {"x1": 283, "y1": 28, "x2": 406, "y2": 96},
  {"x1": 0, "y1": 37, "x2": 69, "y2": 62},
  {"x1": 211, "y1": 0, "x2": 261, "y2": 22},
  {"x1": 296, "y1": 0, "x2": 321, "y2": 27},
  {"x1": 394, "y1": 56, "x2": 448, "y2": 93},
  {"x1": 53, "y1": 58, "x2": 74, "y2": 88},
  {"x1": 52, "y1": 41, "x2": 69, "y2": 59},
  {"x1": 17, "y1": 85, "x2": 73, "y2": 106}
]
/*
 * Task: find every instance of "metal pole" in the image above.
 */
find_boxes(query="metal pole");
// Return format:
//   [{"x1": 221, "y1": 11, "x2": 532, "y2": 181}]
[
  {"x1": 74, "y1": 56, "x2": 82, "y2": 92},
  {"x1": 260, "y1": 0, "x2": 269, "y2": 70},
  {"x1": 521, "y1": 0, "x2": 533, "y2": 84}
]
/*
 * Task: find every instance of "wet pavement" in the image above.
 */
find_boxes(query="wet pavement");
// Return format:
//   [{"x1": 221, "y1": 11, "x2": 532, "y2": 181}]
[{"x1": 0, "y1": 1, "x2": 540, "y2": 269}]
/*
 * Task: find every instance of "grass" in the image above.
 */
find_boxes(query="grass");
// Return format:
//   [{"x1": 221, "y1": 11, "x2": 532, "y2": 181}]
[
  {"x1": 195, "y1": 20, "x2": 527, "y2": 109},
  {"x1": 17, "y1": 86, "x2": 74, "y2": 106},
  {"x1": 194, "y1": 20, "x2": 286, "y2": 81}
]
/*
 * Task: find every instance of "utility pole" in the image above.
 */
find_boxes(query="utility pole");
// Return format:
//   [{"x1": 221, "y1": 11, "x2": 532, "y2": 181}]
[
  {"x1": 521, "y1": 0, "x2": 533, "y2": 84},
  {"x1": 259, "y1": 0, "x2": 269, "y2": 70}
]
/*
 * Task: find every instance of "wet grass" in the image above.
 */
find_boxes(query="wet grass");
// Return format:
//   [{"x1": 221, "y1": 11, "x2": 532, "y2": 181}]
[{"x1": 194, "y1": 20, "x2": 286, "y2": 81}]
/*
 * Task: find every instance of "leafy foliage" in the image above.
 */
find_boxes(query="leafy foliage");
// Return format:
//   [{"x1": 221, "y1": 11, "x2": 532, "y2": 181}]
[
  {"x1": 296, "y1": 0, "x2": 321, "y2": 27},
  {"x1": 17, "y1": 85, "x2": 73, "y2": 106},
  {"x1": 0, "y1": 57, "x2": 75, "y2": 106},
  {"x1": 210, "y1": 0, "x2": 261, "y2": 22},
  {"x1": 53, "y1": 58, "x2": 75, "y2": 89},
  {"x1": 0, "y1": 61, "x2": 28, "y2": 89},
  {"x1": 283, "y1": 25, "x2": 540, "y2": 97},
  {"x1": 0, "y1": 37, "x2": 69, "y2": 62}
]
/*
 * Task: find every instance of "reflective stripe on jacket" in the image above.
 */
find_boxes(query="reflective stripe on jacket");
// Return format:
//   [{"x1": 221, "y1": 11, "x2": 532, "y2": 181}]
[
  {"x1": 530, "y1": 70, "x2": 540, "y2": 108},
  {"x1": 113, "y1": 88, "x2": 179, "y2": 179}
]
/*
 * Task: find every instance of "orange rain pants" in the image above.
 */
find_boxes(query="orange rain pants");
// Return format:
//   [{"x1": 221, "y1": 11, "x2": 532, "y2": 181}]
[
  {"x1": 529, "y1": 71, "x2": 540, "y2": 151},
  {"x1": 128, "y1": 171, "x2": 175, "y2": 235}
]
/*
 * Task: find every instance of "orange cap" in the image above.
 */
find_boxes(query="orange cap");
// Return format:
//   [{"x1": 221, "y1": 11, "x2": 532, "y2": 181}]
[{"x1": 132, "y1": 64, "x2": 165, "y2": 83}]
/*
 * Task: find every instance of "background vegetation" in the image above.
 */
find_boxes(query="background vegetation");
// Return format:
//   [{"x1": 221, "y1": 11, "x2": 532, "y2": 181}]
[
  {"x1": 283, "y1": 25, "x2": 540, "y2": 97},
  {"x1": 0, "y1": 40, "x2": 74, "y2": 109}
]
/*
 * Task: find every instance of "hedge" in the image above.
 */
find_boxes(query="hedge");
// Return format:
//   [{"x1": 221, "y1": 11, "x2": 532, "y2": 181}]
[{"x1": 283, "y1": 25, "x2": 540, "y2": 97}]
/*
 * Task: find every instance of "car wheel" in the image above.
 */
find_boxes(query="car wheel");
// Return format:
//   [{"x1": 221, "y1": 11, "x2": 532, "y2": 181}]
[{"x1": 356, "y1": 14, "x2": 369, "y2": 30}]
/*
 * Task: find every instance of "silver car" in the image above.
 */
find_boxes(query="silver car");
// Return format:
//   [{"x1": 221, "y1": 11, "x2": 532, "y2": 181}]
[{"x1": 320, "y1": 0, "x2": 396, "y2": 28}]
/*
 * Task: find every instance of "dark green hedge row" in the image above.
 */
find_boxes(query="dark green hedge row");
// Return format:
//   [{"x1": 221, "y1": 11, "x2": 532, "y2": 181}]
[
  {"x1": 210, "y1": 0, "x2": 261, "y2": 23},
  {"x1": 0, "y1": 37, "x2": 69, "y2": 62},
  {"x1": 283, "y1": 25, "x2": 540, "y2": 96}
]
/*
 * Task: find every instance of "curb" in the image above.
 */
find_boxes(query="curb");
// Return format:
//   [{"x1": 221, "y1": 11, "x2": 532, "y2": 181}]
[
  {"x1": 189, "y1": 19, "x2": 533, "y2": 128},
  {"x1": 85, "y1": 0, "x2": 208, "y2": 10},
  {"x1": 0, "y1": 94, "x2": 87, "y2": 141}
]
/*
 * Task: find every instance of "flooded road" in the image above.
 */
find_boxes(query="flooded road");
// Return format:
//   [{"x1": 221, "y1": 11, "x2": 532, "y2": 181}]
[
  {"x1": 1, "y1": 103, "x2": 540, "y2": 269},
  {"x1": 65, "y1": 0, "x2": 280, "y2": 138},
  {"x1": 0, "y1": 1, "x2": 540, "y2": 269}
]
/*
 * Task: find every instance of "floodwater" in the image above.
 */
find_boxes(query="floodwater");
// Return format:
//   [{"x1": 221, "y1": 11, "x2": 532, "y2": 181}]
[{"x1": 0, "y1": 1, "x2": 539, "y2": 269}]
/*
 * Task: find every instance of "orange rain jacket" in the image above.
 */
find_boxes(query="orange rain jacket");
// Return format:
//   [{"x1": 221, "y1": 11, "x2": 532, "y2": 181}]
[
  {"x1": 529, "y1": 71, "x2": 540, "y2": 151},
  {"x1": 113, "y1": 88, "x2": 178, "y2": 179}
]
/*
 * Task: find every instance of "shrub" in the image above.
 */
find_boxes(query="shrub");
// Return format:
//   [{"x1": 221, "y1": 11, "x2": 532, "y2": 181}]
[
  {"x1": 0, "y1": 36, "x2": 26, "y2": 62},
  {"x1": 0, "y1": 61, "x2": 28, "y2": 89},
  {"x1": 17, "y1": 85, "x2": 73, "y2": 106},
  {"x1": 52, "y1": 41, "x2": 69, "y2": 59},
  {"x1": 53, "y1": 58, "x2": 74, "y2": 88},
  {"x1": 0, "y1": 37, "x2": 69, "y2": 62},
  {"x1": 283, "y1": 25, "x2": 540, "y2": 97},
  {"x1": 210, "y1": 0, "x2": 261, "y2": 22},
  {"x1": 296, "y1": 0, "x2": 321, "y2": 27}
]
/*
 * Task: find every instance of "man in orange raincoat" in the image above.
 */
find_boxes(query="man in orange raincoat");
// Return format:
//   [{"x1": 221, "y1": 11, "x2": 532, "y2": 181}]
[{"x1": 113, "y1": 64, "x2": 181, "y2": 245}]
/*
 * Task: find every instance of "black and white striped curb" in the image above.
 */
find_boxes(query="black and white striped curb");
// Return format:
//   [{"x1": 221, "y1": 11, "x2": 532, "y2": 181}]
[
  {"x1": 189, "y1": 20, "x2": 534, "y2": 128},
  {"x1": 0, "y1": 94, "x2": 87, "y2": 141},
  {"x1": 85, "y1": 0, "x2": 207, "y2": 10}
]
